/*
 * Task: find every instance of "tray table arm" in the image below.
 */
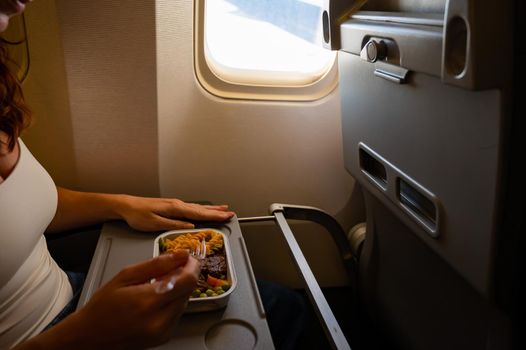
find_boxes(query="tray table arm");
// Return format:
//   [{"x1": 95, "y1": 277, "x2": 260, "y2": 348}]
[{"x1": 239, "y1": 203, "x2": 354, "y2": 350}]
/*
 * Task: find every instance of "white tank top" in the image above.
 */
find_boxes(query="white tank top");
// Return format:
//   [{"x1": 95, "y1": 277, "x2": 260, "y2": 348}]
[{"x1": 0, "y1": 139, "x2": 72, "y2": 349}]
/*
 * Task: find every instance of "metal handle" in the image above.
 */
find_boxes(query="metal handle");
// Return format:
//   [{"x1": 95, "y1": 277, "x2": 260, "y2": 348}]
[
  {"x1": 274, "y1": 211, "x2": 351, "y2": 350},
  {"x1": 239, "y1": 204, "x2": 355, "y2": 350}
]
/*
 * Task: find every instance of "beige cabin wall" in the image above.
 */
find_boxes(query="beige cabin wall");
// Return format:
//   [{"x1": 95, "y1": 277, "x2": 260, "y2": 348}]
[
  {"x1": 23, "y1": 0, "x2": 159, "y2": 196},
  {"x1": 20, "y1": 0, "x2": 364, "y2": 288},
  {"x1": 21, "y1": 0, "x2": 78, "y2": 189}
]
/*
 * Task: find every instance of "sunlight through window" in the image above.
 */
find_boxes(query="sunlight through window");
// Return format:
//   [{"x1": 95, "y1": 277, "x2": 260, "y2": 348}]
[{"x1": 204, "y1": 0, "x2": 335, "y2": 87}]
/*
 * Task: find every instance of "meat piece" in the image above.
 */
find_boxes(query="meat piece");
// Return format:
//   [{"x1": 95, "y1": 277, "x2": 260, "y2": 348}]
[{"x1": 201, "y1": 253, "x2": 227, "y2": 278}]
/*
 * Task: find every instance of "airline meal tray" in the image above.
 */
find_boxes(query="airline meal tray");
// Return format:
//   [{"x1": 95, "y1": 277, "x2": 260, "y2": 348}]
[{"x1": 77, "y1": 216, "x2": 274, "y2": 350}]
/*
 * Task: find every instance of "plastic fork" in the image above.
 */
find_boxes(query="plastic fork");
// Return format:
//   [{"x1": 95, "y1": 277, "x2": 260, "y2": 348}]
[
  {"x1": 155, "y1": 239, "x2": 206, "y2": 294},
  {"x1": 191, "y1": 238, "x2": 207, "y2": 260}
]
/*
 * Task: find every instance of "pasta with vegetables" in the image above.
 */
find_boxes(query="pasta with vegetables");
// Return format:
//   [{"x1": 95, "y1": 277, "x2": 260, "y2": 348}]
[{"x1": 159, "y1": 230, "x2": 231, "y2": 298}]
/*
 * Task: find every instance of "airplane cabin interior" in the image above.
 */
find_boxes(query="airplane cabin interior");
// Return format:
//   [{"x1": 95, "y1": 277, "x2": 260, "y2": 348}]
[{"x1": 1, "y1": 0, "x2": 524, "y2": 349}]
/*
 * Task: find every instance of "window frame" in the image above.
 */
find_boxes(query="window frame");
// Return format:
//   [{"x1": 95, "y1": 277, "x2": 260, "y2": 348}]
[{"x1": 193, "y1": 0, "x2": 339, "y2": 102}]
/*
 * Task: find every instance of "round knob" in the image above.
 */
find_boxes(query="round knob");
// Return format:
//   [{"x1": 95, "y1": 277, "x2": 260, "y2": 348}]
[{"x1": 365, "y1": 40, "x2": 387, "y2": 62}]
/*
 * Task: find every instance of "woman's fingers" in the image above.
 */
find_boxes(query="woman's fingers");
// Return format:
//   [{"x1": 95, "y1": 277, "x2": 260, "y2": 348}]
[
  {"x1": 158, "y1": 256, "x2": 200, "y2": 302},
  {"x1": 119, "y1": 196, "x2": 235, "y2": 232},
  {"x1": 115, "y1": 251, "x2": 189, "y2": 286},
  {"x1": 176, "y1": 203, "x2": 235, "y2": 221},
  {"x1": 135, "y1": 256, "x2": 200, "y2": 306},
  {"x1": 159, "y1": 200, "x2": 234, "y2": 221},
  {"x1": 201, "y1": 204, "x2": 230, "y2": 211}
]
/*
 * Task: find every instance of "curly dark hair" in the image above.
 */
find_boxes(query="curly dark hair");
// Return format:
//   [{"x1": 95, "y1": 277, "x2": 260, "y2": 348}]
[{"x1": 0, "y1": 39, "x2": 31, "y2": 152}]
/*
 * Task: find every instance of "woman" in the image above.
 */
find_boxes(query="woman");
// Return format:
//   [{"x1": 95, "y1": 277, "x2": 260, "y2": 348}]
[{"x1": 1, "y1": 1, "x2": 235, "y2": 349}]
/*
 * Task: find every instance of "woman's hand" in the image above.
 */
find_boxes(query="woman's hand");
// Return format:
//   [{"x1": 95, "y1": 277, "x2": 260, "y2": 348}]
[
  {"x1": 116, "y1": 196, "x2": 235, "y2": 232},
  {"x1": 46, "y1": 188, "x2": 235, "y2": 234},
  {"x1": 74, "y1": 251, "x2": 200, "y2": 348},
  {"x1": 19, "y1": 251, "x2": 200, "y2": 350}
]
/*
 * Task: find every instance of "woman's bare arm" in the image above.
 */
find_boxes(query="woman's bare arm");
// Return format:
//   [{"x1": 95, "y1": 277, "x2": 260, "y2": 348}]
[
  {"x1": 14, "y1": 251, "x2": 199, "y2": 350},
  {"x1": 46, "y1": 187, "x2": 234, "y2": 234}
]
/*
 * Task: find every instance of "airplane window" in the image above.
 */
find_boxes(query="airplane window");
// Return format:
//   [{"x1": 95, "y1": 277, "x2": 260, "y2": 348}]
[
  {"x1": 196, "y1": 0, "x2": 338, "y2": 101},
  {"x1": 204, "y1": 0, "x2": 335, "y2": 86}
]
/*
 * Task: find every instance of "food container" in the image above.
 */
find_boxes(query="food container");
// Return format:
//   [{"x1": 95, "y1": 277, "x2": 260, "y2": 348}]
[{"x1": 153, "y1": 228, "x2": 237, "y2": 313}]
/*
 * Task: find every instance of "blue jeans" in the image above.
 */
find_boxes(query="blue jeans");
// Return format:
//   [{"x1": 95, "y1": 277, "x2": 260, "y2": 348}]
[
  {"x1": 42, "y1": 271, "x2": 86, "y2": 332},
  {"x1": 257, "y1": 280, "x2": 306, "y2": 350}
]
